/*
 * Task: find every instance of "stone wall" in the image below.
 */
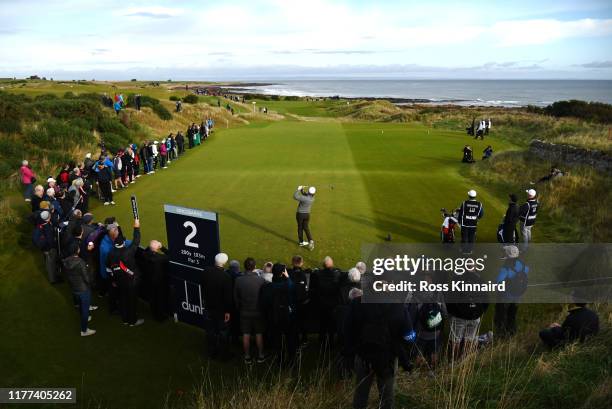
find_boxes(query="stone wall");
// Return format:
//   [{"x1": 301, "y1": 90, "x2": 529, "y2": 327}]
[{"x1": 529, "y1": 140, "x2": 612, "y2": 173}]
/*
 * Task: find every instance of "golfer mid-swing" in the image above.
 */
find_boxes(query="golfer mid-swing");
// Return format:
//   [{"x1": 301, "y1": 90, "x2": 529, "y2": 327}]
[{"x1": 294, "y1": 185, "x2": 316, "y2": 249}]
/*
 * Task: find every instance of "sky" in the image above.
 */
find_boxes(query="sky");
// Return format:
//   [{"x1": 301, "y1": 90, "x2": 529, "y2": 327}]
[{"x1": 1, "y1": 0, "x2": 611, "y2": 80}]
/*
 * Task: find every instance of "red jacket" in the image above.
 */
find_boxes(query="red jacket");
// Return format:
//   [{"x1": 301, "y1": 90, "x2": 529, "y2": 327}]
[{"x1": 20, "y1": 165, "x2": 35, "y2": 184}]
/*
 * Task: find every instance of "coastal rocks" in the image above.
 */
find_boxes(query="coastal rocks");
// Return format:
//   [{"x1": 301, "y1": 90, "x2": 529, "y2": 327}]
[{"x1": 529, "y1": 139, "x2": 612, "y2": 173}]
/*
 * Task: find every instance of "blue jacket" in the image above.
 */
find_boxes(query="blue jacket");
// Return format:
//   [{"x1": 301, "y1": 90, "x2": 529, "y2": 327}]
[
  {"x1": 99, "y1": 235, "x2": 131, "y2": 278},
  {"x1": 496, "y1": 259, "x2": 529, "y2": 301}
]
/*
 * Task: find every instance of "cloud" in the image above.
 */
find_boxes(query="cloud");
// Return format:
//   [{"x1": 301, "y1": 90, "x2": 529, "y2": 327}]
[
  {"x1": 311, "y1": 50, "x2": 377, "y2": 55},
  {"x1": 491, "y1": 18, "x2": 612, "y2": 46},
  {"x1": 272, "y1": 49, "x2": 379, "y2": 55},
  {"x1": 577, "y1": 60, "x2": 612, "y2": 68},
  {"x1": 122, "y1": 6, "x2": 183, "y2": 19},
  {"x1": 91, "y1": 48, "x2": 109, "y2": 56}
]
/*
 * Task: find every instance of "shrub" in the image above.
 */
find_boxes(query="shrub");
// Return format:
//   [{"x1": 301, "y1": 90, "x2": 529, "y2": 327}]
[
  {"x1": 32, "y1": 99, "x2": 104, "y2": 125},
  {"x1": 151, "y1": 103, "x2": 172, "y2": 120},
  {"x1": 97, "y1": 117, "x2": 129, "y2": 138},
  {"x1": 31, "y1": 119, "x2": 94, "y2": 150},
  {"x1": 102, "y1": 132, "x2": 130, "y2": 153},
  {"x1": 544, "y1": 100, "x2": 612, "y2": 123},
  {"x1": 183, "y1": 94, "x2": 199, "y2": 104},
  {"x1": 169, "y1": 95, "x2": 180, "y2": 101},
  {"x1": 0, "y1": 136, "x2": 26, "y2": 158},
  {"x1": 34, "y1": 93, "x2": 59, "y2": 101},
  {"x1": 0, "y1": 91, "x2": 37, "y2": 133}
]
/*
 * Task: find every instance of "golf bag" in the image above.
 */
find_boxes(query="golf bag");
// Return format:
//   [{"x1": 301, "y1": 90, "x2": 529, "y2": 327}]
[{"x1": 440, "y1": 209, "x2": 458, "y2": 243}]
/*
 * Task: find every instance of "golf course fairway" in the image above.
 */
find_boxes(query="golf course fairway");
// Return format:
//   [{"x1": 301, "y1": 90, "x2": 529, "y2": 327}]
[{"x1": 94, "y1": 120, "x2": 513, "y2": 267}]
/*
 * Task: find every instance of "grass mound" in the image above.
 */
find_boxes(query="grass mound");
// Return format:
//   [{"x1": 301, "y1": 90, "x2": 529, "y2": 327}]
[{"x1": 328, "y1": 100, "x2": 404, "y2": 121}]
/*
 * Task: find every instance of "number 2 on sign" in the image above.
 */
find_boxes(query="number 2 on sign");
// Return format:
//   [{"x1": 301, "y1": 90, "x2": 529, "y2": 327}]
[{"x1": 184, "y1": 221, "x2": 199, "y2": 248}]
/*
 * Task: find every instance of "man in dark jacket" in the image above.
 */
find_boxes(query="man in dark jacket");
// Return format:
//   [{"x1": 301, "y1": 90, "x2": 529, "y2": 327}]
[
  {"x1": 94, "y1": 157, "x2": 114, "y2": 205},
  {"x1": 539, "y1": 303, "x2": 599, "y2": 349},
  {"x1": 310, "y1": 256, "x2": 341, "y2": 345},
  {"x1": 202, "y1": 253, "x2": 233, "y2": 359},
  {"x1": 260, "y1": 263, "x2": 297, "y2": 365},
  {"x1": 344, "y1": 301, "x2": 413, "y2": 409},
  {"x1": 141, "y1": 240, "x2": 169, "y2": 321},
  {"x1": 176, "y1": 132, "x2": 185, "y2": 154},
  {"x1": 63, "y1": 242, "x2": 97, "y2": 336},
  {"x1": 234, "y1": 257, "x2": 266, "y2": 364},
  {"x1": 288, "y1": 255, "x2": 311, "y2": 345},
  {"x1": 107, "y1": 219, "x2": 142, "y2": 326},
  {"x1": 502, "y1": 193, "x2": 520, "y2": 244},
  {"x1": 33, "y1": 210, "x2": 60, "y2": 283},
  {"x1": 139, "y1": 142, "x2": 150, "y2": 174}
]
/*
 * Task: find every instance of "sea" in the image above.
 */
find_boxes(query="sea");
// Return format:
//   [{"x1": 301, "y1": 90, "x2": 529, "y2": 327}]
[{"x1": 226, "y1": 79, "x2": 612, "y2": 107}]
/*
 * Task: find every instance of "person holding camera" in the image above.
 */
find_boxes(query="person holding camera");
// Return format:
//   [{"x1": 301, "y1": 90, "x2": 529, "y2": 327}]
[{"x1": 293, "y1": 185, "x2": 316, "y2": 249}]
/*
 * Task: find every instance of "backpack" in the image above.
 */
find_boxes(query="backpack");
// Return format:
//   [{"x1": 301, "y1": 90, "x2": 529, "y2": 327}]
[
  {"x1": 505, "y1": 260, "x2": 529, "y2": 297},
  {"x1": 271, "y1": 284, "x2": 292, "y2": 327},
  {"x1": 113, "y1": 157, "x2": 122, "y2": 171},
  {"x1": 32, "y1": 224, "x2": 49, "y2": 250},
  {"x1": 419, "y1": 303, "x2": 443, "y2": 331}
]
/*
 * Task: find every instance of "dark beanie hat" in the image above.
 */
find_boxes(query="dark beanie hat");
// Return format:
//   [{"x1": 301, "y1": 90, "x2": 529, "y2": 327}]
[{"x1": 272, "y1": 263, "x2": 286, "y2": 277}]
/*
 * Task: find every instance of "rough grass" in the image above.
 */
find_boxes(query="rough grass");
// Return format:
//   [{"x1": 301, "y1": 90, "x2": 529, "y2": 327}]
[
  {"x1": 415, "y1": 106, "x2": 611, "y2": 153},
  {"x1": 167, "y1": 303, "x2": 611, "y2": 409},
  {"x1": 465, "y1": 151, "x2": 612, "y2": 242}
]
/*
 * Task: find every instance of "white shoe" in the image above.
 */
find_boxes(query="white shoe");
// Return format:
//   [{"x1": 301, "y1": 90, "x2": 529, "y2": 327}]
[
  {"x1": 89, "y1": 305, "x2": 98, "y2": 311},
  {"x1": 25, "y1": 198, "x2": 31, "y2": 202},
  {"x1": 111, "y1": 189, "x2": 117, "y2": 193},
  {"x1": 130, "y1": 181, "x2": 135, "y2": 184},
  {"x1": 150, "y1": 171, "x2": 155, "y2": 174},
  {"x1": 110, "y1": 201, "x2": 116, "y2": 205},
  {"x1": 308, "y1": 240, "x2": 315, "y2": 250},
  {"x1": 104, "y1": 202, "x2": 110, "y2": 206},
  {"x1": 81, "y1": 328, "x2": 96, "y2": 336},
  {"x1": 136, "y1": 175, "x2": 142, "y2": 178},
  {"x1": 163, "y1": 166, "x2": 168, "y2": 169},
  {"x1": 129, "y1": 318, "x2": 145, "y2": 327},
  {"x1": 167, "y1": 160, "x2": 171, "y2": 163},
  {"x1": 88, "y1": 315, "x2": 92, "y2": 322},
  {"x1": 299, "y1": 241, "x2": 308, "y2": 246}
]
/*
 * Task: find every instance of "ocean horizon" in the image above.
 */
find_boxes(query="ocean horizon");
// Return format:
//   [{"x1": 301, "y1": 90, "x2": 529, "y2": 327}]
[{"x1": 226, "y1": 79, "x2": 612, "y2": 107}]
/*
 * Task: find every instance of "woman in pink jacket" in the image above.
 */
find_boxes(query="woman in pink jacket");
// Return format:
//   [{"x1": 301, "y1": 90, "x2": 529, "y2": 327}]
[{"x1": 19, "y1": 160, "x2": 36, "y2": 202}]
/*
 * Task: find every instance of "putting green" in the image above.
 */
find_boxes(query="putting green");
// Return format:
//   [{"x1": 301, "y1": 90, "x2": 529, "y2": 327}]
[{"x1": 95, "y1": 120, "x2": 513, "y2": 267}]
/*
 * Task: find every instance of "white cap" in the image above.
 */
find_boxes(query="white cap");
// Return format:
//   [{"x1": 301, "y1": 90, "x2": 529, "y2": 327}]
[
  {"x1": 308, "y1": 186, "x2": 316, "y2": 195},
  {"x1": 215, "y1": 252, "x2": 228, "y2": 266},
  {"x1": 47, "y1": 177, "x2": 56, "y2": 184},
  {"x1": 504, "y1": 245, "x2": 520, "y2": 258},
  {"x1": 22, "y1": 160, "x2": 29, "y2": 166},
  {"x1": 46, "y1": 188, "x2": 55, "y2": 197},
  {"x1": 40, "y1": 210, "x2": 50, "y2": 221},
  {"x1": 468, "y1": 189, "x2": 477, "y2": 198},
  {"x1": 85, "y1": 153, "x2": 92, "y2": 159},
  {"x1": 526, "y1": 189, "x2": 537, "y2": 198}
]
